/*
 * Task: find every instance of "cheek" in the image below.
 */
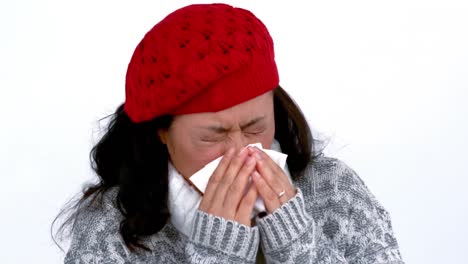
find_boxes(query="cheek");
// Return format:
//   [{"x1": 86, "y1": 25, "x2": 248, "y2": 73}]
[
  {"x1": 168, "y1": 140, "x2": 225, "y2": 178},
  {"x1": 193, "y1": 147, "x2": 224, "y2": 169},
  {"x1": 260, "y1": 132, "x2": 275, "y2": 149},
  {"x1": 256, "y1": 125, "x2": 275, "y2": 149}
]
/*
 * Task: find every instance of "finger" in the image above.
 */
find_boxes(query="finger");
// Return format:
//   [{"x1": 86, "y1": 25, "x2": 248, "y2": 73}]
[
  {"x1": 278, "y1": 189, "x2": 291, "y2": 204},
  {"x1": 252, "y1": 171, "x2": 281, "y2": 213},
  {"x1": 222, "y1": 155, "x2": 257, "y2": 212},
  {"x1": 199, "y1": 147, "x2": 235, "y2": 211},
  {"x1": 208, "y1": 147, "x2": 250, "y2": 213},
  {"x1": 252, "y1": 147, "x2": 295, "y2": 199},
  {"x1": 248, "y1": 147, "x2": 290, "y2": 188},
  {"x1": 235, "y1": 182, "x2": 258, "y2": 226}
]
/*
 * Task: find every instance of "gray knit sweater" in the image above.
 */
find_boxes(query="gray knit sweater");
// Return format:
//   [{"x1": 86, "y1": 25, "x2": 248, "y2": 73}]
[{"x1": 64, "y1": 156, "x2": 404, "y2": 263}]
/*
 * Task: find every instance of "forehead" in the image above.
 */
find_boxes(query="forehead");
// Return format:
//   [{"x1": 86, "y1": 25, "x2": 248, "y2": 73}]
[{"x1": 172, "y1": 91, "x2": 274, "y2": 127}]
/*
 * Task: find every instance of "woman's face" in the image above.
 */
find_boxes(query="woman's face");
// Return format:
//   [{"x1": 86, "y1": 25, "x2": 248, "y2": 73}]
[{"x1": 159, "y1": 91, "x2": 275, "y2": 179}]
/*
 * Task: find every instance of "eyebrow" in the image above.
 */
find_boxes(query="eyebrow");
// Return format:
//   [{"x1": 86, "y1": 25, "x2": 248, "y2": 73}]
[{"x1": 200, "y1": 116, "x2": 266, "y2": 133}]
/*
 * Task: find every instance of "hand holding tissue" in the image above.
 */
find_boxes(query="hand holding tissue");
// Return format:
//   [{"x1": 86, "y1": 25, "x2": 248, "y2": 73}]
[{"x1": 189, "y1": 143, "x2": 292, "y2": 218}]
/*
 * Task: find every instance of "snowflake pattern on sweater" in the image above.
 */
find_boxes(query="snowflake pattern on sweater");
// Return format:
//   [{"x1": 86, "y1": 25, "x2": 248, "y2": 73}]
[{"x1": 64, "y1": 156, "x2": 404, "y2": 263}]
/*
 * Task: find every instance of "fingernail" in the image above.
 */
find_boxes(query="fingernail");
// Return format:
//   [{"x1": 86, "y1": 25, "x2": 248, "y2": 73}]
[
  {"x1": 252, "y1": 171, "x2": 260, "y2": 181},
  {"x1": 246, "y1": 156, "x2": 255, "y2": 165},
  {"x1": 238, "y1": 147, "x2": 248, "y2": 156}
]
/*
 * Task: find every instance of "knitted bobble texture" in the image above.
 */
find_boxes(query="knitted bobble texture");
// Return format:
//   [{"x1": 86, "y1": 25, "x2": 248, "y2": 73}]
[{"x1": 124, "y1": 3, "x2": 279, "y2": 123}]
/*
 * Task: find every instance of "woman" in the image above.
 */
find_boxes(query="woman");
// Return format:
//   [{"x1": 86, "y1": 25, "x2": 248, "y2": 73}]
[{"x1": 56, "y1": 3, "x2": 404, "y2": 263}]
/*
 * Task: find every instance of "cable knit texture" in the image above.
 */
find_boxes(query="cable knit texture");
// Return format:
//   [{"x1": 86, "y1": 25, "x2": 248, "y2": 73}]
[
  {"x1": 64, "y1": 156, "x2": 404, "y2": 263},
  {"x1": 124, "y1": 3, "x2": 279, "y2": 123}
]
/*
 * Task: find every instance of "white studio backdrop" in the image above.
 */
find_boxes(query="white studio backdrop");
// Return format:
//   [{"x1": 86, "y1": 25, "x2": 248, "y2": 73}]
[{"x1": 1, "y1": 0, "x2": 467, "y2": 263}]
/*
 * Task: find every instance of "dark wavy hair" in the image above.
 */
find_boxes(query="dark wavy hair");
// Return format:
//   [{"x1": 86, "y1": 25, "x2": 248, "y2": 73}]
[{"x1": 52, "y1": 85, "x2": 326, "y2": 252}]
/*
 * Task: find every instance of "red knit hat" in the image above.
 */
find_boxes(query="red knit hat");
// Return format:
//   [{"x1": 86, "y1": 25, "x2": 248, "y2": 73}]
[{"x1": 124, "y1": 3, "x2": 279, "y2": 123}]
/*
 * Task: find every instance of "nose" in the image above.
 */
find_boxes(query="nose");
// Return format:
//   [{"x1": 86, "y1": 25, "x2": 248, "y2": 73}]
[{"x1": 226, "y1": 132, "x2": 248, "y2": 153}]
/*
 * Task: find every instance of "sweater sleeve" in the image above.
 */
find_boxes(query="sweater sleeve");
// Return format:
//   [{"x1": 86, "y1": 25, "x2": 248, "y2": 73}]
[
  {"x1": 256, "y1": 158, "x2": 404, "y2": 263},
  {"x1": 185, "y1": 210, "x2": 260, "y2": 263},
  {"x1": 256, "y1": 188, "x2": 319, "y2": 263},
  {"x1": 64, "y1": 196, "x2": 259, "y2": 263}
]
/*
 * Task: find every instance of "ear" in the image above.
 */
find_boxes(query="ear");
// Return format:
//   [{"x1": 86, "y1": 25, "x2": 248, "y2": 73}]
[{"x1": 157, "y1": 129, "x2": 168, "y2": 144}]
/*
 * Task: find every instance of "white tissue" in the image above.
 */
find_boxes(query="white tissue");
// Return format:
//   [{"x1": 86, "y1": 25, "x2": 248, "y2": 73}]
[{"x1": 189, "y1": 143, "x2": 289, "y2": 217}]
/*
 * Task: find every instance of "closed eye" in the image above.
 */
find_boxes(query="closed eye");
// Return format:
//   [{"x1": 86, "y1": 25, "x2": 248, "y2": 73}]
[
  {"x1": 244, "y1": 129, "x2": 265, "y2": 136},
  {"x1": 200, "y1": 135, "x2": 225, "y2": 142},
  {"x1": 201, "y1": 138, "x2": 222, "y2": 142}
]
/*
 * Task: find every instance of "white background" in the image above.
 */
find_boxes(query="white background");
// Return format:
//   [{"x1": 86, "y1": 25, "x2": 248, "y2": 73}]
[{"x1": 1, "y1": 0, "x2": 467, "y2": 263}]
